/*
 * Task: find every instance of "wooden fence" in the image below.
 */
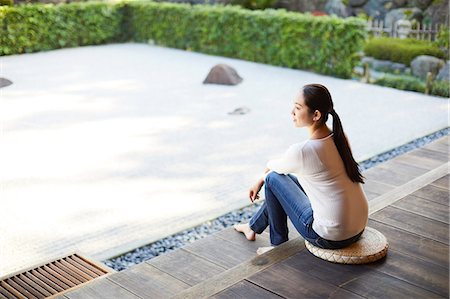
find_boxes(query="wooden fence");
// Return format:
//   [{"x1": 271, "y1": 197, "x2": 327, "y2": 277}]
[{"x1": 367, "y1": 20, "x2": 446, "y2": 41}]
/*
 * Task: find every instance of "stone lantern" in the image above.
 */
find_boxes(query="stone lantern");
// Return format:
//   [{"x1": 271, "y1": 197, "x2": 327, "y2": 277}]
[{"x1": 395, "y1": 19, "x2": 412, "y2": 39}]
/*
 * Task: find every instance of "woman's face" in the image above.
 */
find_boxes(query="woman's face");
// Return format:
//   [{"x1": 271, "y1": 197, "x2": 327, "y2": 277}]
[{"x1": 291, "y1": 92, "x2": 313, "y2": 128}]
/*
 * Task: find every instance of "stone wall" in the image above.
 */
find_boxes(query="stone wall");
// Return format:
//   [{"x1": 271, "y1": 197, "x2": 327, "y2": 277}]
[{"x1": 274, "y1": 0, "x2": 449, "y2": 26}]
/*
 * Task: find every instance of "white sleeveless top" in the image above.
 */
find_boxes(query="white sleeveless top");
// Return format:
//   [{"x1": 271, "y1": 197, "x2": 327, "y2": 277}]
[{"x1": 266, "y1": 134, "x2": 368, "y2": 241}]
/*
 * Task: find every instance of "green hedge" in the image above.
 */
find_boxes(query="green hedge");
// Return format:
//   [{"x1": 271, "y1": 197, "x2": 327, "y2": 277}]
[
  {"x1": 374, "y1": 74, "x2": 449, "y2": 98},
  {"x1": 0, "y1": 1, "x2": 366, "y2": 78},
  {"x1": 0, "y1": 2, "x2": 125, "y2": 55},
  {"x1": 364, "y1": 37, "x2": 446, "y2": 66},
  {"x1": 128, "y1": 2, "x2": 367, "y2": 78}
]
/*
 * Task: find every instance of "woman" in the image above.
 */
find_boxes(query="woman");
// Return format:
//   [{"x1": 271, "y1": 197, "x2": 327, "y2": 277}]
[{"x1": 234, "y1": 84, "x2": 368, "y2": 254}]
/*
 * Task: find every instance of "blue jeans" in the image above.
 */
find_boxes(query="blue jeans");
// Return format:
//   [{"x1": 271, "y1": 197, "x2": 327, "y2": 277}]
[{"x1": 249, "y1": 172, "x2": 363, "y2": 249}]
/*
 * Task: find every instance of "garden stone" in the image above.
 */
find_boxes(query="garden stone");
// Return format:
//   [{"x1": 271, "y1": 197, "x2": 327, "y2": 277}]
[
  {"x1": 361, "y1": 56, "x2": 375, "y2": 66},
  {"x1": 392, "y1": 0, "x2": 407, "y2": 7},
  {"x1": 349, "y1": 0, "x2": 367, "y2": 7},
  {"x1": 371, "y1": 59, "x2": 394, "y2": 71},
  {"x1": 395, "y1": 19, "x2": 412, "y2": 39},
  {"x1": 325, "y1": 0, "x2": 349, "y2": 17},
  {"x1": 391, "y1": 62, "x2": 407, "y2": 73},
  {"x1": 424, "y1": 0, "x2": 449, "y2": 25},
  {"x1": 363, "y1": 0, "x2": 391, "y2": 19},
  {"x1": 384, "y1": 8, "x2": 422, "y2": 28},
  {"x1": 408, "y1": 0, "x2": 433, "y2": 10},
  {"x1": 411, "y1": 55, "x2": 445, "y2": 79},
  {"x1": 0, "y1": 77, "x2": 12, "y2": 88},
  {"x1": 436, "y1": 61, "x2": 449, "y2": 81},
  {"x1": 203, "y1": 64, "x2": 243, "y2": 85}
]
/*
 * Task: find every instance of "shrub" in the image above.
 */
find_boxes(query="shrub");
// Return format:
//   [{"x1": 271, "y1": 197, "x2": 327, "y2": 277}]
[
  {"x1": 0, "y1": 2, "x2": 125, "y2": 55},
  {"x1": 0, "y1": 0, "x2": 13, "y2": 6},
  {"x1": 431, "y1": 80, "x2": 450, "y2": 98},
  {"x1": 230, "y1": 0, "x2": 276, "y2": 10},
  {"x1": 374, "y1": 74, "x2": 425, "y2": 93},
  {"x1": 373, "y1": 73, "x2": 449, "y2": 98},
  {"x1": 0, "y1": 1, "x2": 366, "y2": 78},
  {"x1": 364, "y1": 37, "x2": 446, "y2": 66},
  {"x1": 128, "y1": 3, "x2": 367, "y2": 78}
]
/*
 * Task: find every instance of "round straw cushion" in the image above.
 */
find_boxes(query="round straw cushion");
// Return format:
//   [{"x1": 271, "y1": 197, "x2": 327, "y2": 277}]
[{"x1": 304, "y1": 227, "x2": 388, "y2": 264}]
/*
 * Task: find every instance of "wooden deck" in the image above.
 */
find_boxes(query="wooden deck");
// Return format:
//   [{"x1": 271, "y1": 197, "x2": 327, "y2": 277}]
[{"x1": 54, "y1": 136, "x2": 448, "y2": 299}]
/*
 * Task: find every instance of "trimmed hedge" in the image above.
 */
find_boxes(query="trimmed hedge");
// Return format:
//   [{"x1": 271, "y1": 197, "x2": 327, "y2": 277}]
[
  {"x1": 374, "y1": 74, "x2": 449, "y2": 98},
  {"x1": 0, "y1": 2, "x2": 125, "y2": 55},
  {"x1": 129, "y1": 2, "x2": 367, "y2": 78},
  {"x1": 0, "y1": 1, "x2": 367, "y2": 78},
  {"x1": 364, "y1": 37, "x2": 446, "y2": 66}
]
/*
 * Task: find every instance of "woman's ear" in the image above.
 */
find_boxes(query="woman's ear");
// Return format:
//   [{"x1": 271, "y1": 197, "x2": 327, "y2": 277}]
[{"x1": 313, "y1": 110, "x2": 322, "y2": 122}]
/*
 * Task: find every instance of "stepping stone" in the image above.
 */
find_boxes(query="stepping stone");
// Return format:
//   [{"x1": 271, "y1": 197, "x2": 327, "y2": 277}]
[
  {"x1": 203, "y1": 64, "x2": 243, "y2": 85},
  {"x1": 0, "y1": 77, "x2": 13, "y2": 88},
  {"x1": 304, "y1": 227, "x2": 388, "y2": 264}
]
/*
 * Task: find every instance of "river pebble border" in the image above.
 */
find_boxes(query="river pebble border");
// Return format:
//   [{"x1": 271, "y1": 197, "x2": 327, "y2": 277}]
[{"x1": 104, "y1": 127, "x2": 449, "y2": 271}]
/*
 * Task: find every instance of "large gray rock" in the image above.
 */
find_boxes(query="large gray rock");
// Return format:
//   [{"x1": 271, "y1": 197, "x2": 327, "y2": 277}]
[
  {"x1": 349, "y1": 0, "x2": 367, "y2": 7},
  {"x1": 408, "y1": 0, "x2": 433, "y2": 10},
  {"x1": 363, "y1": 0, "x2": 391, "y2": 19},
  {"x1": 392, "y1": 0, "x2": 407, "y2": 7},
  {"x1": 203, "y1": 64, "x2": 243, "y2": 85},
  {"x1": 424, "y1": 0, "x2": 449, "y2": 25},
  {"x1": 436, "y1": 61, "x2": 449, "y2": 81},
  {"x1": 384, "y1": 8, "x2": 422, "y2": 28},
  {"x1": 411, "y1": 55, "x2": 445, "y2": 79},
  {"x1": 325, "y1": 0, "x2": 349, "y2": 17},
  {"x1": 371, "y1": 59, "x2": 394, "y2": 71},
  {"x1": 0, "y1": 78, "x2": 13, "y2": 88}
]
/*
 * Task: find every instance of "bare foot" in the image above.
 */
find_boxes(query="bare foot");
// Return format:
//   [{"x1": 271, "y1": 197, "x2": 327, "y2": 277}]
[
  {"x1": 256, "y1": 246, "x2": 274, "y2": 255},
  {"x1": 233, "y1": 223, "x2": 256, "y2": 241}
]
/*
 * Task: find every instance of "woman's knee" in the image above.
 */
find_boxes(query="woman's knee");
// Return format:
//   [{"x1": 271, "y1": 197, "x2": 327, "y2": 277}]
[{"x1": 265, "y1": 171, "x2": 285, "y2": 185}]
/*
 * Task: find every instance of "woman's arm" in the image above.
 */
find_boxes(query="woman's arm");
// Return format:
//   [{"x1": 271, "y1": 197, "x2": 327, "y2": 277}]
[{"x1": 249, "y1": 168, "x2": 270, "y2": 202}]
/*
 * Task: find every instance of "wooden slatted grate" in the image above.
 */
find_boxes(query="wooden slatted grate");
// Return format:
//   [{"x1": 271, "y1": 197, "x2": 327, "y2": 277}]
[{"x1": 0, "y1": 253, "x2": 111, "y2": 299}]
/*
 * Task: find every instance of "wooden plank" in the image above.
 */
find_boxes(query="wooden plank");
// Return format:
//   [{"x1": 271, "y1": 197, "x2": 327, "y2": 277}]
[
  {"x1": 0, "y1": 285, "x2": 16, "y2": 299},
  {"x1": 183, "y1": 235, "x2": 255, "y2": 269},
  {"x1": 247, "y1": 261, "x2": 364, "y2": 299},
  {"x1": 107, "y1": 262, "x2": 189, "y2": 298},
  {"x1": 63, "y1": 278, "x2": 140, "y2": 299},
  {"x1": 171, "y1": 238, "x2": 305, "y2": 299},
  {"x1": 367, "y1": 249, "x2": 449, "y2": 297},
  {"x1": 364, "y1": 190, "x2": 380, "y2": 201},
  {"x1": 408, "y1": 148, "x2": 449, "y2": 163},
  {"x1": 369, "y1": 163, "x2": 449, "y2": 215},
  {"x1": 431, "y1": 174, "x2": 449, "y2": 189},
  {"x1": 371, "y1": 206, "x2": 448, "y2": 244},
  {"x1": 273, "y1": 250, "x2": 372, "y2": 286},
  {"x1": 423, "y1": 137, "x2": 449, "y2": 154},
  {"x1": 363, "y1": 167, "x2": 412, "y2": 187},
  {"x1": 368, "y1": 219, "x2": 449, "y2": 268},
  {"x1": 147, "y1": 248, "x2": 225, "y2": 286},
  {"x1": 211, "y1": 280, "x2": 283, "y2": 299},
  {"x1": 362, "y1": 179, "x2": 395, "y2": 196},
  {"x1": 214, "y1": 227, "x2": 271, "y2": 253},
  {"x1": 412, "y1": 185, "x2": 449, "y2": 206},
  {"x1": 377, "y1": 158, "x2": 429, "y2": 178},
  {"x1": 392, "y1": 194, "x2": 449, "y2": 224},
  {"x1": 341, "y1": 269, "x2": 445, "y2": 299},
  {"x1": 389, "y1": 154, "x2": 444, "y2": 171}
]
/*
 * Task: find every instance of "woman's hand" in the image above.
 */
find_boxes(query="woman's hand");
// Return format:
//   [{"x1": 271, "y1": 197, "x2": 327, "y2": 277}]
[{"x1": 249, "y1": 179, "x2": 264, "y2": 203}]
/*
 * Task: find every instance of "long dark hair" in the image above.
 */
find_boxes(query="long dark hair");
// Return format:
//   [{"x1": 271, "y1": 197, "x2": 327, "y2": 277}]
[{"x1": 302, "y1": 84, "x2": 364, "y2": 184}]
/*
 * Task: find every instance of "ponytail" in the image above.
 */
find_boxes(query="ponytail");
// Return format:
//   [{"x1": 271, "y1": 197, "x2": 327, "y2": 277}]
[
  {"x1": 330, "y1": 109, "x2": 364, "y2": 184},
  {"x1": 302, "y1": 83, "x2": 364, "y2": 184}
]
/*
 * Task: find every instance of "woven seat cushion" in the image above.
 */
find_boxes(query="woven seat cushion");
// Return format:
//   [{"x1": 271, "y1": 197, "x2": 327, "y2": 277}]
[{"x1": 305, "y1": 227, "x2": 388, "y2": 264}]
